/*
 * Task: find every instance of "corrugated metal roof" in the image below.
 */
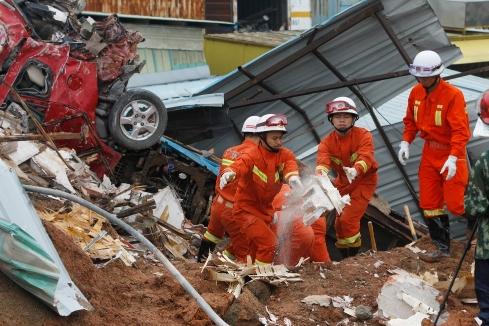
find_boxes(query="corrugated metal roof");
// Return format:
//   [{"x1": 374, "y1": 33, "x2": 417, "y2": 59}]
[{"x1": 195, "y1": 0, "x2": 462, "y2": 157}]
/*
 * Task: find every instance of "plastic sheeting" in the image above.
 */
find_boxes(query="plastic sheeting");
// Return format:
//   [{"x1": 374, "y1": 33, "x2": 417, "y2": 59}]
[{"x1": 0, "y1": 160, "x2": 92, "y2": 316}]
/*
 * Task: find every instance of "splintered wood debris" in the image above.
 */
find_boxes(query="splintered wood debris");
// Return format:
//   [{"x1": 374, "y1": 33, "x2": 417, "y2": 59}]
[
  {"x1": 38, "y1": 204, "x2": 136, "y2": 266},
  {"x1": 202, "y1": 252, "x2": 303, "y2": 297}
]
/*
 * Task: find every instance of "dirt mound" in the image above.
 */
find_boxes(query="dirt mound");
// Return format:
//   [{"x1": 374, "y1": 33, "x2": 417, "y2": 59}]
[
  {"x1": 0, "y1": 225, "x2": 479, "y2": 326},
  {"x1": 263, "y1": 236, "x2": 478, "y2": 326},
  {"x1": 0, "y1": 222, "x2": 231, "y2": 326}
]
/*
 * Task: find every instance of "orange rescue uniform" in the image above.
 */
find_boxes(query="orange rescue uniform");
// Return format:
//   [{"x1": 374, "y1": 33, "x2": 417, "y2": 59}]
[
  {"x1": 316, "y1": 126, "x2": 378, "y2": 249},
  {"x1": 223, "y1": 144, "x2": 299, "y2": 264},
  {"x1": 271, "y1": 185, "x2": 330, "y2": 266},
  {"x1": 402, "y1": 79, "x2": 470, "y2": 217},
  {"x1": 203, "y1": 139, "x2": 256, "y2": 258}
]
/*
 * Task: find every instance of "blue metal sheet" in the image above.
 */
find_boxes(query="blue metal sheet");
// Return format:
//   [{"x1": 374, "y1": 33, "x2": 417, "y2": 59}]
[{"x1": 161, "y1": 137, "x2": 219, "y2": 175}]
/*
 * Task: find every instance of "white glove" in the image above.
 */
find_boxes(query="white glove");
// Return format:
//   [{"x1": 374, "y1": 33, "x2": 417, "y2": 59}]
[
  {"x1": 398, "y1": 141, "x2": 410, "y2": 165},
  {"x1": 440, "y1": 155, "x2": 457, "y2": 180},
  {"x1": 343, "y1": 166, "x2": 358, "y2": 184},
  {"x1": 219, "y1": 171, "x2": 236, "y2": 189},
  {"x1": 288, "y1": 175, "x2": 303, "y2": 190}
]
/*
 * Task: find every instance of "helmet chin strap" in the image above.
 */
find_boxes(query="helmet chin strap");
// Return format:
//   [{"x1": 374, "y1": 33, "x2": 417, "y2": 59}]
[
  {"x1": 334, "y1": 125, "x2": 354, "y2": 134},
  {"x1": 259, "y1": 134, "x2": 279, "y2": 152}
]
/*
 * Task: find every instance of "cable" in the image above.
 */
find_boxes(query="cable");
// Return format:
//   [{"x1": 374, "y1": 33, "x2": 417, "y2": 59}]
[{"x1": 23, "y1": 185, "x2": 229, "y2": 326}]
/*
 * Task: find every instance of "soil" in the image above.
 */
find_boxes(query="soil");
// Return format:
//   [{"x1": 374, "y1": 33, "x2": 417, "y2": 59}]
[{"x1": 0, "y1": 222, "x2": 480, "y2": 326}]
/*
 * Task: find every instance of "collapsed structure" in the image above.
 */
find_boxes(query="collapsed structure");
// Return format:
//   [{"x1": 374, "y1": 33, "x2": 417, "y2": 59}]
[{"x1": 0, "y1": 0, "x2": 487, "y2": 325}]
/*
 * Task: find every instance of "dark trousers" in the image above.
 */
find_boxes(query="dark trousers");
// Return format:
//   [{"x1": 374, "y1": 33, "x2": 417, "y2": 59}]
[{"x1": 475, "y1": 259, "x2": 489, "y2": 325}]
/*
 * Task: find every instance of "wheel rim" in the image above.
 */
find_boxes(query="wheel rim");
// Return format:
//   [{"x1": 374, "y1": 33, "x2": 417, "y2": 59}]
[{"x1": 119, "y1": 99, "x2": 159, "y2": 141}]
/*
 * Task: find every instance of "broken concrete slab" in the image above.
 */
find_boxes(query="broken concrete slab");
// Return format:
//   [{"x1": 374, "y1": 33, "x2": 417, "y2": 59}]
[{"x1": 377, "y1": 268, "x2": 442, "y2": 323}]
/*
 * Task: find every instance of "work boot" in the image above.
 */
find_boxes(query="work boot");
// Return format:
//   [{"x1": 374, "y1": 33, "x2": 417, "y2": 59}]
[
  {"x1": 419, "y1": 215, "x2": 450, "y2": 263},
  {"x1": 348, "y1": 247, "x2": 360, "y2": 257},
  {"x1": 197, "y1": 238, "x2": 216, "y2": 262},
  {"x1": 338, "y1": 248, "x2": 349, "y2": 259}
]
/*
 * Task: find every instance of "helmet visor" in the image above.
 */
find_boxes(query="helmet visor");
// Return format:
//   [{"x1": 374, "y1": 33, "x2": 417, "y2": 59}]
[
  {"x1": 257, "y1": 114, "x2": 288, "y2": 128},
  {"x1": 409, "y1": 63, "x2": 442, "y2": 76},
  {"x1": 326, "y1": 100, "x2": 354, "y2": 114}
]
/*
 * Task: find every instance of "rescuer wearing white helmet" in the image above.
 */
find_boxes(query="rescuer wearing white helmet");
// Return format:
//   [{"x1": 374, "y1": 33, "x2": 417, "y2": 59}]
[
  {"x1": 465, "y1": 89, "x2": 489, "y2": 325},
  {"x1": 197, "y1": 115, "x2": 260, "y2": 262},
  {"x1": 218, "y1": 113, "x2": 302, "y2": 264},
  {"x1": 398, "y1": 50, "x2": 471, "y2": 262},
  {"x1": 315, "y1": 96, "x2": 378, "y2": 258}
]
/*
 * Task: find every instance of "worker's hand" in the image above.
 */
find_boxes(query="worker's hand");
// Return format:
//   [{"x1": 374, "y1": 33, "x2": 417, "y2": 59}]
[
  {"x1": 219, "y1": 171, "x2": 236, "y2": 189},
  {"x1": 288, "y1": 175, "x2": 303, "y2": 190},
  {"x1": 343, "y1": 166, "x2": 357, "y2": 183},
  {"x1": 440, "y1": 155, "x2": 457, "y2": 180},
  {"x1": 398, "y1": 141, "x2": 410, "y2": 165}
]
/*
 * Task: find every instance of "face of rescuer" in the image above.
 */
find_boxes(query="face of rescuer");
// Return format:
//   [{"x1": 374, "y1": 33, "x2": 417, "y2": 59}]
[{"x1": 331, "y1": 112, "x2": 354, "y2": 133}]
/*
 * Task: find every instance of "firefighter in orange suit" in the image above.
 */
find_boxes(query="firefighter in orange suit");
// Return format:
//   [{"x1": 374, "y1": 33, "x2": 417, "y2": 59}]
[
  {"x1": 219, "y1": 114, "x2": 302, "y2": 264},
  {"x1": 316, "y1": 97, "x2": 378, "y2": 258},
  {"x1": 271, "y1": 184, "x2": 330, "y2": 266},
  {"x1": 197, "y1": 115, "x2": 261, "y2": 262},
  {"x1": 398, "y1": 50, "x2": 470, "y2": 262}
]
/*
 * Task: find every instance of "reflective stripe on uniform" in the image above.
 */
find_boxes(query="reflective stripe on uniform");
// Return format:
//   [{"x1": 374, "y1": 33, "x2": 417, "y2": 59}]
[
  {"x1": 275, "y1": 171, "x2": 280, "y2": 183},
  {"x1": 336, "y1": 232, "x2": 361, "y2": 248},
  {"x1": 253, "y1": 165, "x2": 268, "y2": 183},
  {"x1": 284, "y1": 171, "x2": 299, "y2": 181},
  {"x1": 316, "y1": 165, "x2": 329, "y2": 174},
  {"x1": 331, "y1": 156, "x2": 343, "y2": 165},
  {"x1": 221, "y1": 158, "x2": 234, "y2": 166},
  {"x1": 223, "y1": 249, "x2": 236, "y2": 261},
  {"x1": 414, "y1": 100, "x2": 420, "y2": 122},
  {"x1": 350, "y1": 152, "x2": 358, "y2": 163},
  {"x1": 435, "y1": 111, "x2": 442, "y2": 126},
  {"x1": 424, "y1": 208, "x2": 447, "y2": 217},
  {"x1": 204, "y1": 231, "x2": 222, "y2": 244},
  {"x1": 356, "y1": 160, "x2": 368, "y2": 173}
]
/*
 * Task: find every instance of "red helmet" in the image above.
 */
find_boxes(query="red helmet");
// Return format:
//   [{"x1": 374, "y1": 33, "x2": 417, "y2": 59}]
[{"x1": 480, "y1": 90, "x2": 489, "y2": 125}]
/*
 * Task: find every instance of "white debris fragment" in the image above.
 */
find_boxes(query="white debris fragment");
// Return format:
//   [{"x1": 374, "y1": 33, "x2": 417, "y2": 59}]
[
  {"x1": 404, "y1": 242, "x2": 425, "y2": 254},
  {"x1": 284, "y1": 317, "x2": 292, "y2": 326},
  {"x1": 7, "y1": 140, "x2": 40, "y2": 165},
  {"x1": 332, "y1": 296, "x2": 353, "y2": 308},
  {"x1": 301, "y1": 295, "x2": 332, "y2": 307},
  {"x1": 266, "y1": 306, "x2": 278, "y2": 323},
  {"x1": 378, "y1": 269, "x2": 440, "y2": 322},
  {"x1": 421, "y1": 271, "x2": 439, "y2": 285},
  {"x1": 386, "y1": 312, "x2": 429, "y2": 326},
  {"x1": 152, "y1": 187, "x2": 185, "y2": 229},
  {"x1": 374, "y1": 260, "x2": 384, "y2": 268},
  {"x1": 31, "y1": 148, "x2": 77, "y2": 193}
]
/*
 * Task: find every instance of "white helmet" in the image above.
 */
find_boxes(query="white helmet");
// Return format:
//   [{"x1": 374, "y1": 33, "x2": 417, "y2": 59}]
[
  {"x1": 409, "y1": 50, "x2": 444, "y2": 77},
  {"x1": 326, "y1": 97, "x2": 358, "y2": 117},
  {"x1": 255, "y1": 114, "x2": 287, "y2": 133},
  {"x1": 241, "y1": 115, "x2": 260, "y2": 133}
]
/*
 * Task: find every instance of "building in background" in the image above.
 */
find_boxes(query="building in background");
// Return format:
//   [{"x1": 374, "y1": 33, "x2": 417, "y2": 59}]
[{"x1": 82, "y1": 0, "x2": 234, "y2": 74}]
